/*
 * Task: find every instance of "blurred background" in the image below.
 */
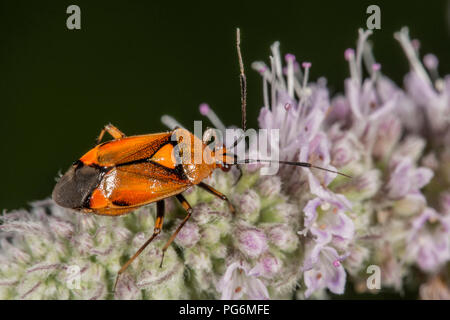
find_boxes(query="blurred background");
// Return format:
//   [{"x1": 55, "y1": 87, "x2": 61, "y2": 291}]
[{"x1": 0, "y1": 0, "x2": 449, "y2": 211}]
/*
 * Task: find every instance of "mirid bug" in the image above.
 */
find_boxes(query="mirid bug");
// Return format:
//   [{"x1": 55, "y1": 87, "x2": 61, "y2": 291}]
[{"x1": 52, "y1": 29, "x2": 350, "y2": 292}]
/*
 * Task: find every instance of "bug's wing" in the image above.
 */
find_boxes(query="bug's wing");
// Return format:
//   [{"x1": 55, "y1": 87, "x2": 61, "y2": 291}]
[
  {"x1": 90, "y1": 162, "x2": 190, "y2": 215},
  {"x1": 82, "y1": 132, "x2": 173, "y2": 167}
]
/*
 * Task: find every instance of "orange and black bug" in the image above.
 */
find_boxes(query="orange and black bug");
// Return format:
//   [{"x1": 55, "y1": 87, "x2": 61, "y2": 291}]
[{"x1": 52, "y1": 29, "x2": 350, "y2": 291}]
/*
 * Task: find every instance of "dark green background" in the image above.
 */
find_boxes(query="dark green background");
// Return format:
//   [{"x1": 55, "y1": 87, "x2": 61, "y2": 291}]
[{"x1": 0, "y1": 0, "x2": 449, "y2": 211}]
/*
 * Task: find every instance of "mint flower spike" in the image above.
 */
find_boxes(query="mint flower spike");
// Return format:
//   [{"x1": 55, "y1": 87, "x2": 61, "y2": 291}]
[{"x1": 302, "y1": 245, "x2": 348, "y2": 298}]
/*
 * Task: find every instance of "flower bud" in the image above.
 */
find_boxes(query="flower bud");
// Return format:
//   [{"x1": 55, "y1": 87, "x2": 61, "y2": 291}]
[
  {"x1": 330, "y1": 132, "x2": 362, "y2": 169},
  {"x1": 1, "y1": 239, "x2": 30, "y2": 265},
  {"x1": 94, "y1": 226, "x2": 112, "y2": 248},
  {"x1": 327, "y1": 95, "x2": 351, "y2": 124},
  {"x1": 83, "y1": 263, "x2": 106, "y2": 288},
  {"x1": 73, "y1": 233, "x2": 94, "y2": 255},
  {"x1": 114, "y1": 226, "x2": 132, "y2": 242},
  {"x1": 337, "y1": 169, "x2": 381, "y2": 201},
  {"x1": 17, "y1": 278, "x2": 44, "y2": 300},
  {"x1": 78, "y1": 215, "x2": 96, "y2": 233},
  {"x1": 260, "y1": 202, "x2": 299, "y2": 225},
  {"x1": 255, "y1": 253, "x2": 282, "y2": 278},
  {"x1": 134, "y1": 207, "x2": 156, "y2": 232},
  {"x1": 136, "y1": 245, "x2": 179, "y2": 283},
  {"x1": 257, "y1": 175, "x2": 282, "y2": 198},
  {"x1": 440, "y1": 149, "x2": 450, "y2": 185},
  {"x1": 114, "y1": 274, "x2": 142, "y2": 300},
  {"x1": 392, "y1": 135, "x2": 425, "y2": 162},
  {"x1": 138, "y1": 261, "x2": 187, "y2": 300},
  {"x1": 175, "y1": 221, "x2": 200, "y2": 248},
  {"x1": 82, "y1": 282, "x2": 108, "y2": 300},
  {"x1": 209, "y1": 243, "x2": 228, "y2": 259},
  {"x1": 192, "y1": 203, "x2": 215, "y2": 225},
  {"x1": 184, "y1": 248, "x2": 212, "y2": 272},
  {"x1": 373, "y1": 115, "x2": 402, "y2": 161},
  {"x1": 48, "y1": 218, "x2": 74, "y2": 239},
  {"x1": 130, "y1": 232, "x2": 147, "y2": 253},
  {"x1": 199, "y1": 225, "x2": 221, "y2": 246}
]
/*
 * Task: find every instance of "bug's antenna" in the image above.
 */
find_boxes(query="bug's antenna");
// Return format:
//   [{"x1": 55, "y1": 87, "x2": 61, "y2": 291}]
[
  {"x1": 238, "y1": 159, "x2": 352, "y2": 178},
  {"x1": 236, "y1": 28, "x2": 247, "y2": 132}
]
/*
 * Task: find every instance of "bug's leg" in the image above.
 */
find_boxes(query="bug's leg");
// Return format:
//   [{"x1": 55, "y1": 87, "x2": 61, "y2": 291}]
[
  {"x1": 159, "y1": 194, "x2": 193, "y2": 268},
  {"x1": 198, "y1": 182, "x2": 235, "y2": 214},
  {"x1": 113, "y1": 200, "x2": 165, "y2": 293},
  {"x1": 96, "y1": 123, "x2": 126, "y2": 144}
]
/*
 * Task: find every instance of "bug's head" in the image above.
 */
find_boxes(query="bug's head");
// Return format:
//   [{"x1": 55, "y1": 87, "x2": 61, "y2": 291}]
[{"x1": 52, "y1": 160, "x2": 102, "y2": 210}]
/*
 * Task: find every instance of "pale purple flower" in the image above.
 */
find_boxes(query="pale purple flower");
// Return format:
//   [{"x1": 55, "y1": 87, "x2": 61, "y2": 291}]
[
  {"x1": 299, "y1": 196, "x2": 353, "y2": 298},
  {"x1": 300, "y1": 197, "x2": 354, "y2": 242},
  {"x1": 217, "y1": 261, "x2": 269, "y2": 300}
]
